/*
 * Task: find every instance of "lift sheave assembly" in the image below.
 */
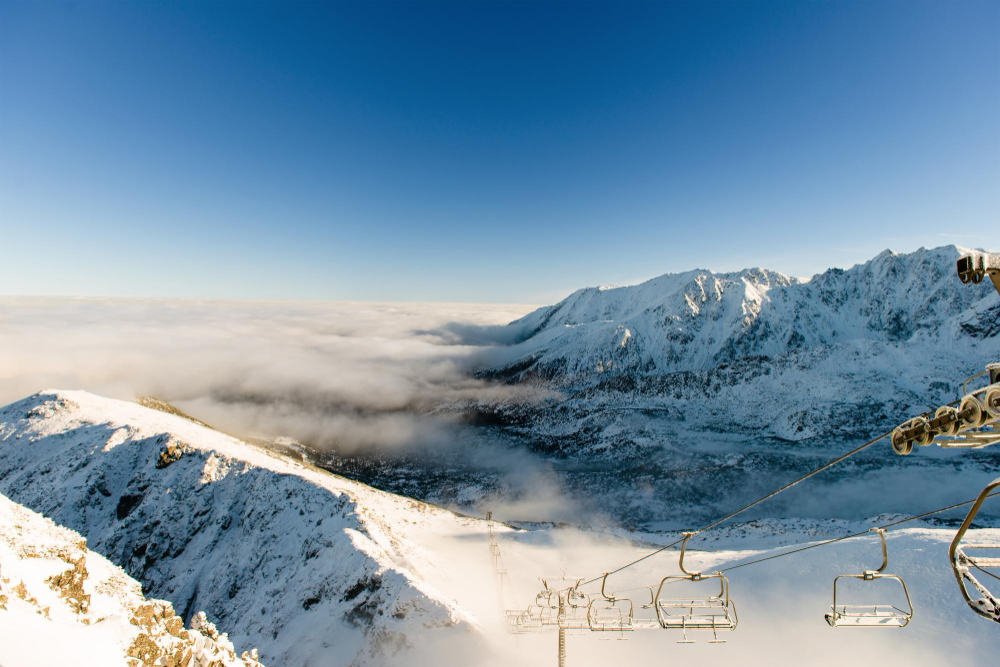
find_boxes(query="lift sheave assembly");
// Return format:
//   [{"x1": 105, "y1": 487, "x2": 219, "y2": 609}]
[{"x1": 891, "y1": 364, "x2": 1000, "y2": 455}]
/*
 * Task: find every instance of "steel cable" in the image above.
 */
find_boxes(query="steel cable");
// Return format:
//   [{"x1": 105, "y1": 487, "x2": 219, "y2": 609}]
[
  {"x1": 720, "y1": 491, "x2": 1000, "y2": 573},
  {"x1": 577, "y1": 427, "x2": 895, "y2": 587}
]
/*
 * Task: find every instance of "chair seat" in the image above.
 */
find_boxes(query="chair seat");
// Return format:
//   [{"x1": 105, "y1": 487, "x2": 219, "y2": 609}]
[
  {"x1": 657, "y1": 600, "x2": 737, "y2": 630},
  {"x1": 658, "y1": 616, "x2": 737, "y2": 630},
  {"x1": 826, "y1": 606, "x2": 910, "y2": 627}
]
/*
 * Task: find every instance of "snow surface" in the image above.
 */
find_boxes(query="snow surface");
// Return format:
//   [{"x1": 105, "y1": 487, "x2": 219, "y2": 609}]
[
  {"x1": 1, "y1": 389, "x2": 999, "y2": 665},
  {"x1": 0, "y1": 390, "x2": 491, "y2": 666},
  {"x1": 0, "y1": 490, "x2": 263, "y2": 667}
]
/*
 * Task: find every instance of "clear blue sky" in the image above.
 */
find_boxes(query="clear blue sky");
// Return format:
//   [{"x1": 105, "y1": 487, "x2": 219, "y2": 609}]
[{"x1": 1, "y1": 1, "x2": 997, "y2": 303}]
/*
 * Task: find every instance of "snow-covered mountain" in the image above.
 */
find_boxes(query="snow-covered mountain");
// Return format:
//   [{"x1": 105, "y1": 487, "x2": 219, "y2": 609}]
[
  {"x1": 463, "y1": 246, "x2": 999, "y2": 444},
  {"x1": 488, "y1": 246, "x2": 998, "y2": 384},
  {"x1": 0, "y1": 490, "x2": 264, "y2": 667},
  {"x1": 0, "y1": 391, "x2": 495, "y2": 666},
  {"x1": 318, "y1": 246, "x2": 1000, "y2": 528}
]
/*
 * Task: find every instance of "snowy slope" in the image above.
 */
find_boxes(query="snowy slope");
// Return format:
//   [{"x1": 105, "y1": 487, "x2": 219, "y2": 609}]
[
  {"x1": 0, "y1": 491, "x2": 264, "y2": 667},
  {"x1": 0, "y1": 390, "x2": 494, "y2": 667}
]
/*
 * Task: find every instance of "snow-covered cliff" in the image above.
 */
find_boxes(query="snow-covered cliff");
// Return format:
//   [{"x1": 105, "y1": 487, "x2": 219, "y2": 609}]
[
  {"x1": 0, "y1": 391, "x2": 491, "y2": 666},
  {"x1": 0, "y1": 490, "x2": 264, "y2": 667}
]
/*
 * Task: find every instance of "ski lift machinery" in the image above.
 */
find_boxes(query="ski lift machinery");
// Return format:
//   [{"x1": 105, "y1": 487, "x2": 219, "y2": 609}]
[
  {"x1": 948, "y1": 252, "x2": 1000, "y2": 623},
  {"x1": 957, "y1": 249, "x2": 1000, "y2": 293},
  {"x1": 890, "y1": 250, "x2": 1000, "y2": 625}
]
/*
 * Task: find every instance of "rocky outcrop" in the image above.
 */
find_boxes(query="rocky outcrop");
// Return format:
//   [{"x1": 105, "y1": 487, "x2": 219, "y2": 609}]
[{"x1": 0, "y1": 491, "x2": 263, "y2": 667}]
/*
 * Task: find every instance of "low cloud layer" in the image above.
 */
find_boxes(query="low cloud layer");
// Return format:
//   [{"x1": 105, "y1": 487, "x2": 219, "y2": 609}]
[{"x1": 0, "y1": 297, "x2": 552, "y2": 453}]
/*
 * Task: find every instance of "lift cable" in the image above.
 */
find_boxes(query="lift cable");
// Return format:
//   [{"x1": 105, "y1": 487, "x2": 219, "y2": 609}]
[
  {"x1": 577, "y1": 426, "x2": 895, "y2": 587},
  {"x1": 719, "y1": 491, "x2": 1000, "y2": 574}
]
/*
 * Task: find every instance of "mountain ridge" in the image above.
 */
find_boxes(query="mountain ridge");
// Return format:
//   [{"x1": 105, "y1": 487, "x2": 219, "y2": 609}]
[
  {"x1": 0, "y1": 390, "x2": 493, "y2": 666},
  {"x1": 480, "y1": 245, "x2": 998, "y2": 385}
]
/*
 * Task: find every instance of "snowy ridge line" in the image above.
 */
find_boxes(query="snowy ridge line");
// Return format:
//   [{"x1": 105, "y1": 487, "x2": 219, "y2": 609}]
[
  {"x1": 489, "y1": 245, "x2": 999, "y2": 384},
  {"x1": 0, "y1": 390, "x2": 492, "y2": 667}
]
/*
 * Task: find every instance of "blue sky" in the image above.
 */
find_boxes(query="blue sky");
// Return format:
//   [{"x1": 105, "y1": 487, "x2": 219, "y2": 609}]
[{"x1": 1, "y1": 0, "x2": 997, "y2": 303}]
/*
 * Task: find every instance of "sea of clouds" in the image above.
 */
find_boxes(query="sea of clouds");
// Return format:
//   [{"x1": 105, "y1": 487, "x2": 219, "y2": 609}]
[{"x1": 0, "y1": 296, "x2": 550, "y2": 448}]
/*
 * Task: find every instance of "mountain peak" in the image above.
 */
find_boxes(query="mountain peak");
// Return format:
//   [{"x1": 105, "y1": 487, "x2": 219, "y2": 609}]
[{"x1": 490, "y1": 245, "x2": 998, "y2": 383}]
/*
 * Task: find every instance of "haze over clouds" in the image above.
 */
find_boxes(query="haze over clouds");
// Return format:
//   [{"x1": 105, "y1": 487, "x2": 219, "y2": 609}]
[{"x1": 0, "y1": 297, "x2": 549, "y2": 452}]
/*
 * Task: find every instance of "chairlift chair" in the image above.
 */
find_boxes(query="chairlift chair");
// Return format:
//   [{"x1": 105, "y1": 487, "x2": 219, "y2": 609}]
[
  {"x1": 825, "y1": 528, "x2": 913, "y2": 628},
  {"x1": 512, "y1": 584, "x2": 559, "y2": 631},
  {"x1": 505, "y1": 609, "x2": 533, "y2": 633},
  {"x1": 587, "y1": 574, "x2": 635, "y2": 632},
  {"x1": 950, "y1": 476, "x2": 1000, "y2": 623},
  {"x1": 654, "y1": 533, "x2": 738, "y2": 643},
  {"x1": 632, "y1": 587, "x2": 661, "y2": 629},
  {"x1": 559, "y1": 586, "x2": 592, "y2": 630}
]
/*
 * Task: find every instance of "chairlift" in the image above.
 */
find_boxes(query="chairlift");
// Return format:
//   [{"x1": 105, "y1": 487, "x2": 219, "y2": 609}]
[
  {"x1": 632, "y1": 587, "x2": 661, "y2": 629},
  {"x1": 508, "y1": 583, "x2": 558, "y2": 632},
  {"x1": 559, "y1": 584, "x2": 592, "y2": 630},
  {"x1": 825, "y1": 528, "x2": 913, "y2": 628},
  {"x1": 654, "y1": 533, "x2": 738, "y2": 643},
  {"x1": 505, "y1": 609, "x2": 534, "y2": 633},
  {"x1": 587, "y1": 573, "x2": 634, "y2": 632},
  {"x1": 950, "y1": 477, "x2": 1000, "y2": 623}
]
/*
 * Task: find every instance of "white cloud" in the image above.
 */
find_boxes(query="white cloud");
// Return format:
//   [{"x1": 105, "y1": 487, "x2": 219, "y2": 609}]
[{"x1": 0, "y1": 297, "x2": 550, "y2": 453}]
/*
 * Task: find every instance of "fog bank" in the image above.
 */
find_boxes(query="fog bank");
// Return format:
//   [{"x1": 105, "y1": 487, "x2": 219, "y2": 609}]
[{"x1": 0, "y1": 297, "x2": 549, "y2": 452}]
